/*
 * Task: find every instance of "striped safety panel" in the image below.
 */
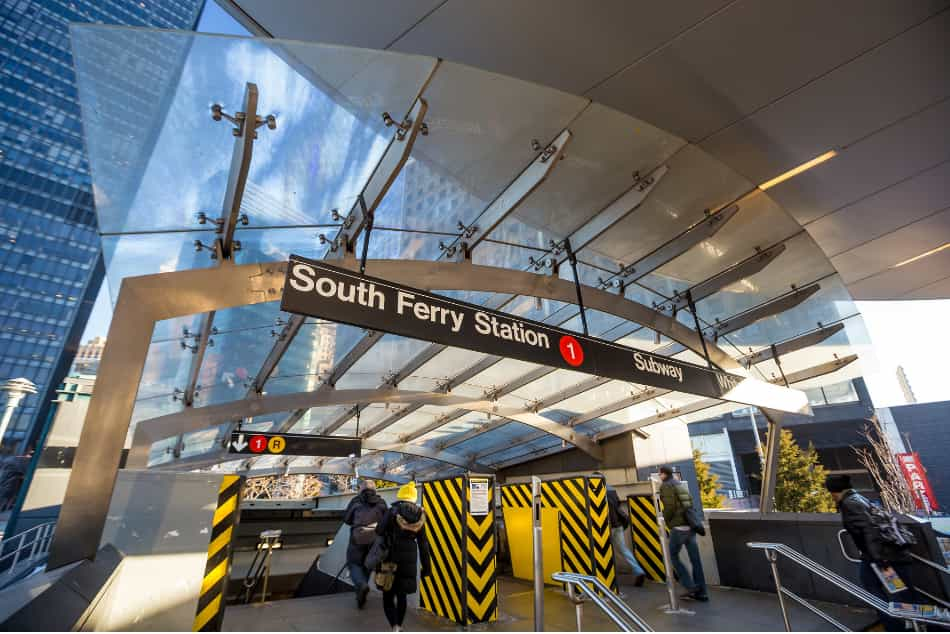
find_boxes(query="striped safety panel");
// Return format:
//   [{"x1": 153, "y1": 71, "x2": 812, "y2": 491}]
[
  {"x1": 499, "y1": 482, "x2": 531, "y2": 508},
  {"x1": 465, "y1": 477, "x2": 497, "y2": 624},
  {"x1": 420, "y1": 477, "x2": 465, "y2": 624},
  {"x1": 540, "y1": 478, "x2": 592, "y2": 578},
  {"x1": 627, "y1": 495, "x2": 666, "y2": 582},
  {"x1": 587, "y1": 477, "x2": 618, "y2": 592},
  {"x1": 193, "y1": 475, "x2": 242, "y2": 631}
]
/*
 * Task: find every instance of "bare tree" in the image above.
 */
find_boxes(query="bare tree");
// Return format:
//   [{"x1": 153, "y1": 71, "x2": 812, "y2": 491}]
[{"x1": 854, "y1": 417, "x2": 916, "y2": 513}]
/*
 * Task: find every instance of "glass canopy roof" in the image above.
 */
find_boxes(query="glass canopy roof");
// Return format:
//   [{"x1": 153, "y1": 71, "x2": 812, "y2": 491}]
[{"x1": 71, "y1": 26, "x2": 869, "y2": 482}]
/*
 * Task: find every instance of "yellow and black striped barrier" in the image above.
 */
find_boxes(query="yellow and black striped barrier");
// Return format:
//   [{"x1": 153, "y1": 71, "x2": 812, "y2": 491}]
[
  {"x1": 193, "y1": 474, "x2": 243, "y2": 631},
  {"x1": 465, "y1": 476, "x2": 497, "y2": 624},
  {"x1": 500, "y1": 476, "x2": 617, "y2": 593},
  {"x1": 420, "y1": 476, "x2": 498, "y2": 626},
  {"x1": 627, "y1": 494, "x2": 666, "y2": 582}
]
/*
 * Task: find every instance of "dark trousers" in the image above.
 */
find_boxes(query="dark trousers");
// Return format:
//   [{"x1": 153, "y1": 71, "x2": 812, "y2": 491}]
[
  {"x1": 383, "y1": 589, "x2": 408, "y2": 626},
  {"x1": 858, "y1": 561, "x2": 917, "y2": 632}
]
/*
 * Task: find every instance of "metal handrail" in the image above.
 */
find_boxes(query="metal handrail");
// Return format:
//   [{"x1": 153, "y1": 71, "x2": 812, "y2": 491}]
[
  {"x1": 748, "y1": 542, "x2": 950, "y2": 630},
  {"x1": 0, "y1": 522, "x2": 55, "y2": 584},
  {"x1": 838, "y1": 529, "x2": 950, "y2": 575},
  {"x1": 552, "y1": 571, "x2": 653, "y2": 632}
]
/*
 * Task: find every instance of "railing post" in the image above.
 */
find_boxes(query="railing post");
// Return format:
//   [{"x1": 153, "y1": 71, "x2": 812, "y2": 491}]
[
  {"x1": 566, "y1": 582, "x2": 584, "y2": 632},
  {"x1": 28, "y1": 527, "x2": 40, "y2": 560},
  {"x1": 766, "y1": 549, "x2": 792, "y2": 632},
  {"x1": 532, "y1": 476, "x2": 544, "y2": 632},
  {"x1": 10, "y1": 532, "x2": 25, "y2": 571}
]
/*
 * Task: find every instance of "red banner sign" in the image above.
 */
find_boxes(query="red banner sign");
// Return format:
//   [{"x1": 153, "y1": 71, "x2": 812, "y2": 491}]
[{"x1": 896, "y1": 452, "x2": 938, "y2": 512}]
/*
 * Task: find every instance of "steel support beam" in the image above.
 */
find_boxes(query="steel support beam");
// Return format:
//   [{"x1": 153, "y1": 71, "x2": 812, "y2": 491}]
[
  {"x1": 374, "y1": 188, "x2": 739, "y2": 448},
  {"x1": 324, "y1": 129, "x2": 575, "y2": 436},
  {"x1": 663, "y1": 243, "x2": 786, "y2": 312},
  {"x1": 708, "y1": 284, "x2": 821, "y2": 340},
  {"x1": 738, "y1": 323, "x2": 845, "y2": 367},
  {"x1": 246, "y1": 96, "x2": 430, "y2": 398},
  {"x1": 47, "y1": 255, "x2": 797, "y2": 569},
  {"x1": 128, "y1": 388, "x2": 501, "y2": 469},
  {"x1": 182, "y1": 83, "x2": 266, "y2": 407},
  {"x1": 614, "y1": 204, "x2": 741, "y2": 284},
  {"x1": 448, "y1": 129, "x2": 572, "y2": 256}
]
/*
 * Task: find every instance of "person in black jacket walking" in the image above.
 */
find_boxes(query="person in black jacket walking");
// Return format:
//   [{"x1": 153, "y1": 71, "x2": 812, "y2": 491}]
[
  {"x1": 594, "y1": 472, "x2": 646, "y2": 588},
  {"x1": 826, "y1": 474, "x2": 916, "y2": 631},
  {"x1": 343, "y1": 480, "x2": 388, "y2": 608},
  {"x1": 376, "y1": 481, "x2": 431, "y2": 632}
]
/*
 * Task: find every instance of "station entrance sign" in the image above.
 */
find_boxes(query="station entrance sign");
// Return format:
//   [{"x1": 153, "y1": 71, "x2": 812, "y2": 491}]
[
  {"x1": 228, "y1": 431, "x2": 360, "y2": 457},
  {"x1": 280, "y1": 255, "x2": 809, "y2": 414}
]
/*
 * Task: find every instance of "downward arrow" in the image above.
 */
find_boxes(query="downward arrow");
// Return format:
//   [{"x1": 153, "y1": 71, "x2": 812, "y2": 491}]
[{"x1": 231, "y1": 433, "x2": 248, "y2": 452}]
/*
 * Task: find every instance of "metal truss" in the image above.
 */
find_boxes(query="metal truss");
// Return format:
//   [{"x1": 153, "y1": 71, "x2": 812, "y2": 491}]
[
  {"x1": 471, "y1": 354, "x2": 858, "y2": 472},
  {"x1": 316, "y1": 129, "x2": 576, "y2": 435},
  {"x1": 127, "y1": 388, "x2": 503, "y2": 469},
  {"x1": 400, "y1": 248, "x2": 805, "y2": 464},
  {"x1": 182, "y1": 83, "x2": 272, "y2": 408},
  {"x1": 363, "y1": 181, "x2": 746, "y2": 453}
]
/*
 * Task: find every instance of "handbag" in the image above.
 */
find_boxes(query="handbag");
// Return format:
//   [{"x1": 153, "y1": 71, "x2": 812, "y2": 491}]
[{"x1": 375, "y1": 562, "x2": 398, "y2": 592}]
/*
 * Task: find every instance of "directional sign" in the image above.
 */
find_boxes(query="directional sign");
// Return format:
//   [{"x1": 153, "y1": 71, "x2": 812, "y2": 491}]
[
  {"x1": 280, "y1": 255, "x2": 810, "y2": 414},
  {"x1": 228, "y1": 432, "x2": 360, "y2": 457}
]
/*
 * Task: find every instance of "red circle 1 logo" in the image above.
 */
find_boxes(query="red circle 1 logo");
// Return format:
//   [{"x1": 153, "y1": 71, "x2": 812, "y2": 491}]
[
  {"x1": 559, "y1": 335, "x2": 584, "y2": 367},
  {"x1": 249, "y1": 435, "x2": 268, "y2": 453}
]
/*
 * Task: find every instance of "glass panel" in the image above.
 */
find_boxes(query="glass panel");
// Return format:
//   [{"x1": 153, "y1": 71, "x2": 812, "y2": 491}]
[
  {"x1": 72, "y1": 26, "x2": 437, "y2": 235},
  {"x1": 585, "y1": 144, "x2": 753, "y2": 268},
  {"x1": 334, "y1": 334, "x2": 431, "y2": 390}
]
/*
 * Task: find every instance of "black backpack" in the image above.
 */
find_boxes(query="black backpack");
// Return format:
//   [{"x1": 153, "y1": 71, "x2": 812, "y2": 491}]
[{"x1": 862, "y1": 496, "x2": 916, "y2": 551}]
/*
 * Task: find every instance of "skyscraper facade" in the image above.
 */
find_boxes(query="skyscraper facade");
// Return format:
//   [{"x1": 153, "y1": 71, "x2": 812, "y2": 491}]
[{"x1": 0, "y1": 0, "x2": 204, "y2": 449}]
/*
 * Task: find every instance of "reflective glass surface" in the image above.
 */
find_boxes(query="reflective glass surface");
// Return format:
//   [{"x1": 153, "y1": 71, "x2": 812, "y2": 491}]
[{"x1": 71, "y1": 27, "x2": 873, "y2": 480}]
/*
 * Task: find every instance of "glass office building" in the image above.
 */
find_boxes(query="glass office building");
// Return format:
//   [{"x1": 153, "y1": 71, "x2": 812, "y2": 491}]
[{"x1": 0, "y1": 0, "x2": 204, "y2": 449}]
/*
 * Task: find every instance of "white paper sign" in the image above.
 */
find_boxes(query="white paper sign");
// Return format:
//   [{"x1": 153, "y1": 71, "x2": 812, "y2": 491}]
[{"x1": 469, "y1": 477, "x2": 491, "y2": 516}]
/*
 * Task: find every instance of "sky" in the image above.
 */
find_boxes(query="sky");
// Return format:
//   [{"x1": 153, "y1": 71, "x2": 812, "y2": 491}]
[{"x1": 77, "y1": 1, "x2": 950, "y2": 410}]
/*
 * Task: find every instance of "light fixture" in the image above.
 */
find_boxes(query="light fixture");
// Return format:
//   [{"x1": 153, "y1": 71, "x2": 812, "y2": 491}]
[
  {"x1": 893, "y1": 242, "x2": 950, "y2": 268},
  {"x1": 757, "y1": 150, "x2": 837, "y2": 190}
]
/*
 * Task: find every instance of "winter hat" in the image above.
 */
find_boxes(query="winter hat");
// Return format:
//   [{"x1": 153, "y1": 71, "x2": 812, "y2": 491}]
[
  {"x1": 824, "y1": 474, "x2": 852, "y2": 493},
  {"x1": 397, "y1": 481, "x2": 418, "y2": 502}
]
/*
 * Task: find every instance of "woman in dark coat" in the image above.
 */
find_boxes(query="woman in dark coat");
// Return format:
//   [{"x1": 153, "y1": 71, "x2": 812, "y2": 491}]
[{"x1": 376, "y1": 481, "x2": 431, "y2": 632}]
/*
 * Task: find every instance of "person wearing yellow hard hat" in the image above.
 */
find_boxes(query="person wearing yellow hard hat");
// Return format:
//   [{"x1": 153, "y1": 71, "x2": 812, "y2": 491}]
[{"x1": 372, "y1": 481, "x2": 431, "y2": 632}]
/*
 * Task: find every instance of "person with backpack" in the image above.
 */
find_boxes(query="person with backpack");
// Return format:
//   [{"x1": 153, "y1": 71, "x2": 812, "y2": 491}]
[
  {"x1": 343, "y1": 479, "x2": 388, "y2": 608},
  {"x1": 373, "y1": 481, "x2": 431, "y2": 632},
  {"x1": 658, "y1": 466, "x2": 708, "y2": 602},
  {"x1": 825, "y1": 474, "x2": 918, "y2": 631},
  {"x1": 594, "y1": 471, "x2": 646, "y2": 588}
]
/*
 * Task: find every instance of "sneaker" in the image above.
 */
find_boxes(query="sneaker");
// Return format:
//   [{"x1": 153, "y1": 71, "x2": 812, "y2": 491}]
[
  {"x1": 392, "y1": 626, "x2": 401, "y2": 632},
  {"x1": 691, "y1": 591, "x2": 709, "y2": 602},
  {"x1": 357, "y1": 583, "x2": 369, "y2": 609},
  {"x1": 634, "y1": 574, "x2": 646, "y2": 587}
]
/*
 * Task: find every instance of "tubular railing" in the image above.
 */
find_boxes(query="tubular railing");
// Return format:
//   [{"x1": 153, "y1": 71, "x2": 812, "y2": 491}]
[
  {"x1": 0, "y1": 522, "x2": 55, "y2": 586},
  {"x1": 552, "y1": 571, "x2": 653, "y2": 632},
  {"x1": 748, "y1": 541, "x2": 950, "y2": 631}
]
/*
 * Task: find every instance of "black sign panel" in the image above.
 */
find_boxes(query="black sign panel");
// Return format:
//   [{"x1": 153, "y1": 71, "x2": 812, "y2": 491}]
[
  {"x1": 280, "y1": 255, "x2": 803, "y2": 411},
  {"x1": 228, "y1": 431, "x2": 360, "y2": 457}
]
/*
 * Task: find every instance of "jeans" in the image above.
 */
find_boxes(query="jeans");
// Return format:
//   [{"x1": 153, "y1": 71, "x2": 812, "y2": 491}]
[
  {"x1": 349, "y1": 561, "x2": 370, "y2": 590},
  {"x1": 859, "y1": 561, "x2": 917, "y2": 632},
  {"x1": 668, "y1": 528, "x2": 706, "y2": 596},
  {"x1": 383, "y1": 590, "x2": 408, "y2": 626},
  {"x1": 611, "y1": 527, "x2": 645, "y2": 577}
]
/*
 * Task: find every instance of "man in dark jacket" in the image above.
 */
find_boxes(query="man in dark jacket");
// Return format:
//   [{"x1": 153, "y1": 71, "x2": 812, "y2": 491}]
[
  {"x1": 826, "y1": 474, "x2": 915, "y2": 631},
  {"x1": 344, "y1": 479, "x2": 388, "y2": 608},
  {"x1": 594, "y1": 472, "x2": 646, "y2": 587},
  {"x1": 658, "y1": 466, "x2": 708, "y2": 601}
]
